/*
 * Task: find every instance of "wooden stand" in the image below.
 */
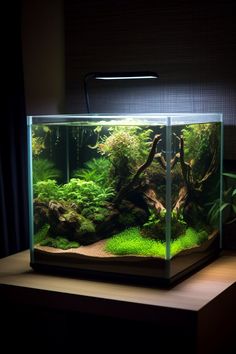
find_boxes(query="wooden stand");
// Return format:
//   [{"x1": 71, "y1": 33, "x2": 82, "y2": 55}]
[{"x1": 0, "y1": 250, "x2": 235, "y2": 354}]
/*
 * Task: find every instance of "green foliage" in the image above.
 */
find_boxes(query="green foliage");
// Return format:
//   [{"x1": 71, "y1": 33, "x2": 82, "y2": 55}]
[
  {"x1": 81, "y1": 206, "x2": 109, "y2": 223},
  {"x1": 78, "y1": 218, "x2": 96, "y2": 235},
  {"x1": 40, "y1": 236, "x2": 79, "y2": 250},
  {"x1": 207, "y1": 172, "x2": 236, "y2": 227},
  {"x1": 33, "y1": 158, "x2": 61, "y2": 184},
  {"x1": 32, "y1": 125, "x2": 51, "y2": 156},
  {"x1": 32, "y1": 135, "x2": 45, "y2": 156},
  {"x1": 97, "y1": 126, "x2": 153, "y2": 183},
  {"x1": 142, "y1": 209, "x2": 187, "y2": 239},
  {"x1": 60, "y1": 179, "x2": 115, "y2": 208},
  {"x1": 182, "y1": 123, "x2": 220, "y2": 178},
  {"x1": 183, "y1": 123, "x2": 213, "y2": 161},
  {"x1": 34, "y1": 224, "x2": 50, "y2": 244},
  {"x1": 34, "y1": 179, "x2": 60, "y2": 201},
  {"x1": 73, "y1": 157, "x2": 112, "y2": 187},
  {"x1": 105, "y1": 227, "x2": 209, "y2": 258},
  {"x1": 34, "y1": 177, "x2": 115, "y2": 210}
]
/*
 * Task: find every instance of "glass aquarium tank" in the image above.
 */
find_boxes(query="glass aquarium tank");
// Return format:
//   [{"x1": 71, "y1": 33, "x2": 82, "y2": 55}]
[{"x1": 27, "y1": 113, "x2": 223, "y2": 285}]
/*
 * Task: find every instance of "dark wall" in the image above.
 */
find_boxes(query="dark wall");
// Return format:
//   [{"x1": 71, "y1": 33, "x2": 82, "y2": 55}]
[
  {"x1": 1, "y1": 1, "x2": 28, "y2": 257},
  {"x1": 22, "y1": 0, "x2": 65, "y2": 115},
  {"x1": 65, "y1": 0, "x2": 236, "y2": 160}
]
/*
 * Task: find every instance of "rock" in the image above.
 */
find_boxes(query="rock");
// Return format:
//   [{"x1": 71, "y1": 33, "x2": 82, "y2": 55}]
[
  {"x1": 48, "y1": 200, "x2": 97, "y2": 245},
  {"x1": 118, "y1": 199, "x2": 148, "y2": 226},
  {"x1": 33, "y1": 199, "x2": 49, "y2": 232}
]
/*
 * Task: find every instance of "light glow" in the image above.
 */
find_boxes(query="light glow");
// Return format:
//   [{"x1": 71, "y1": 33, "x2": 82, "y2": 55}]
[{"x1": 95, "y1": 75, "x2": 158, "y2": 80}]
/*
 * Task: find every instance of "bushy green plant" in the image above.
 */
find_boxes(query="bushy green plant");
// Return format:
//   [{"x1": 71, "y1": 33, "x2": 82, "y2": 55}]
[
  {"x1": 60, "y1": 178, "x2": 115, "y2": 208},
  {"x1": 182, "y1": 122, "x2": 220, "y2": 178},
  {"x1": 34, "y1": 179, "x2": 60, "y2": 201},
  {"x1": 183, "y1": 123, "x2": 213, "y2": 161},
  {"x1": 33, "y1": 158, "x2": 61, "y2": 184},
  {"x1": 207, "y1": 172, "x2": 236, "y2": 227},
  {"x1": 97, "y1": 126, "x2": 153, "y2": 185},
  {"x1": 73, "y1": 157, "x2": 112, "y2": 187},
  {"x1": 34, "y1": 177, "x2": 115, "y2": 210}
]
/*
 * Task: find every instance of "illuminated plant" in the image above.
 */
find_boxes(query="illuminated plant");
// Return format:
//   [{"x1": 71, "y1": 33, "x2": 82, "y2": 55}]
[{"x1": 97, "y1": 126, "x2": 152, "y2": 189}]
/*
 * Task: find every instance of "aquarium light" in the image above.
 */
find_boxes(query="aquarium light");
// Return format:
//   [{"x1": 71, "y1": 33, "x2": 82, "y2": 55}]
[
  {"x1": 95, "y1": 74, "x2": 158, "y2": 80},
  {"x1": 84, "y1": 71, "x2": 159, "y2": 112}
]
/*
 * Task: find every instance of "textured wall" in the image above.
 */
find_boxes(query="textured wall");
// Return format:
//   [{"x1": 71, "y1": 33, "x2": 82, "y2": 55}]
[
  {"x1": 22, "y1": 0, "x2": 65, "y2": 114},
  {"x1": 65, "y1": 0, "x2": 236, "y2": 159}
]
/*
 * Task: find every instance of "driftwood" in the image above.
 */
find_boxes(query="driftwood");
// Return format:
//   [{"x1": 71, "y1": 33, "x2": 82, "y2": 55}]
[
  {"x1": 143, "y1": 187, "x2": 165, "y2": 213},
  {"x1": 173, "y1": 134, "x2": 218, "y2": 222},
  {"x1": 114, "y1": 134, "x2": 161, "y2": 204}
]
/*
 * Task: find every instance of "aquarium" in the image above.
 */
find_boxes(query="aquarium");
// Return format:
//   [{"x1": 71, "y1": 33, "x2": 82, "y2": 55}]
[{"x1": 27, "y1": 113, "x2": 223, "y2": 285}]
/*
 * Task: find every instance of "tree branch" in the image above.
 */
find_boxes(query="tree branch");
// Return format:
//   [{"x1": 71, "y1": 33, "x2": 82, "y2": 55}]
[{"x1": 114, "y1": 134, "x2": 161, "y2": 203}]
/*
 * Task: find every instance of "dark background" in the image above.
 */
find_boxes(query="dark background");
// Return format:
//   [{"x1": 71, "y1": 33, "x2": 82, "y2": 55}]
[
  {"x1": 1, "y1": 2, "x2": 236, "y2": 353},
  {"x1": 1, "y1": 0, "x2": 236, "y2": 255},
  {"x1": 65, "y1": 0, "x2": 236, "y2": 160}
]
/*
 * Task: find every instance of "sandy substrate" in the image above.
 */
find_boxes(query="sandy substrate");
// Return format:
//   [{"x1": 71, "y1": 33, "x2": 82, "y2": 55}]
[
  {"x1": 34, "y1": 230, "x2": 218, "y2": 259},
  {"x1": 35, "y1": 239, "x2": 115, "y2": 258}
]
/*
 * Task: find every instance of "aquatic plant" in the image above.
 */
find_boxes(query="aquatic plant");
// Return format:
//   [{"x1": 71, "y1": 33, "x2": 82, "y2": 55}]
[
  {"x1": 182, "y1": 123, "x2": 220, "y2": 178},
  {"x1": 34, "y1": 224, "x2": 50, "y2": 244},
  {"x1": 97, "y1": 126, "x2": 153, "y2": 189},
  {"x1": 32, "y1": 135, "x2": 45, "y2": 156},
  {"x1": 142, "y1": 209, "x2": 187, "y2": 239},
  {"x1": 33, "y1": 158, "x2": 61, "y2": 184},
  {"x1": 105, "y1": 227, "x2": 208, "y2": 258},
  {"x1": 81, "y1": 206, "x2": 109, "y2": 223},
  {"x1": 170, "y1": 228, "x2": 208, "y2": 256},
  {"x1": 207, "y1": 172, "x2": 236, "y2": 227},
  {"x1": 34, "y1": 176, "x2": 115, "y2": 210},
  {"x1": 60, "y1": 178, "x2": 115, "y2": 209},
  {"x1": 40, "y1": 236, "x2": 79, "y2": 250},
  {"x1": 105, "y1": 227, "x2": 166, "y2": 257},
  {"x1": 32, "y1": 125, "x2": 51, "y2": 156},
  {"x1": 34, "y1": 179, "x2": 60, "y2": 201},
  {"x1": 73, "y1": 157, "x2": 112, "y2": 187}
]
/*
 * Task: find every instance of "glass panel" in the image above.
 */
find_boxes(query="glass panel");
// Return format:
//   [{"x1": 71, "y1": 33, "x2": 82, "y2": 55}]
[
  {"x1": 28, "y1": 113, "x2": 222, "y2": 284},
  {"x1": 170, "y1": 120, "x2": 222, "y2": 260},
  {"x1": 31, "y1": 116, "x2": 170, "y2": 265}
]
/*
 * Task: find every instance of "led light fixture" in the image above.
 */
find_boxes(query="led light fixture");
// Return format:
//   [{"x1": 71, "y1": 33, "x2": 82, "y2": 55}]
[{"x1": 84, "y1": 71, "x2": 159, "y2": 112}]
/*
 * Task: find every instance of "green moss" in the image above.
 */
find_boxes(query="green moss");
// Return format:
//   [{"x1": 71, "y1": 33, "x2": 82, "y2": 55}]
[
  {"x1": 40, "y1": 236, "x2": 79, "y2": 250},
  {"x1": 105, "y1": 227, "x2": 209, "y2": 259},
  {"x1": 118, "y1": 212, "x2": 137, "y2": 226},
  {"x1": 79, "y1": 219, "x2": 96, "y2": 235},
  {"x1": 34, "y1": 224, "x2": 50, "y2": 245},
  {"x1": 105, "y1": 227, "x2": 166, "y2": 258},
  {"x1": 81, "y1": 206, "x2": 109, "y2": 223}
]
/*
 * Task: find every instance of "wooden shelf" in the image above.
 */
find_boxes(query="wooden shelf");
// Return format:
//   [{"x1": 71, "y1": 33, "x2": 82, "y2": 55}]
[{"x1": 0, "y1": 250, "x2": 235, "y2": 353}]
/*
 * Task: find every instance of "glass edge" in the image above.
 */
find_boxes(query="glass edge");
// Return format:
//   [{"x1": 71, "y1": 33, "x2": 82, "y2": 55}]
[{"x1": 27, "y1": 123, "x2": 34, "y2": 263}]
